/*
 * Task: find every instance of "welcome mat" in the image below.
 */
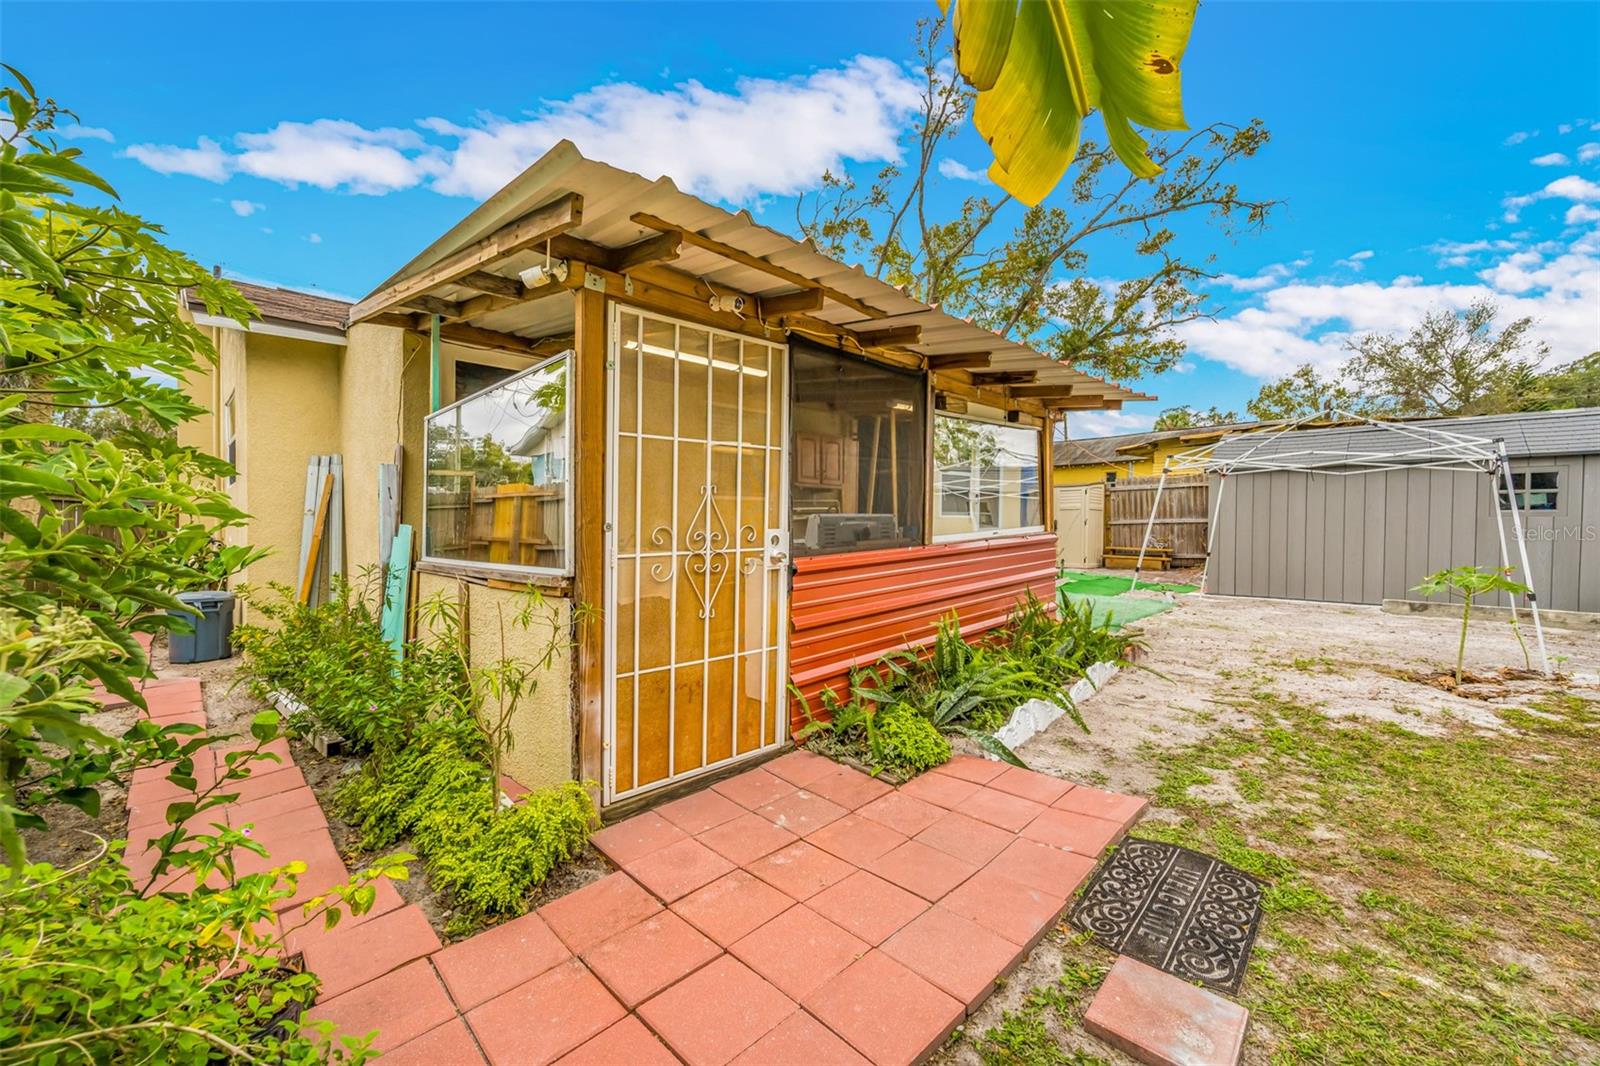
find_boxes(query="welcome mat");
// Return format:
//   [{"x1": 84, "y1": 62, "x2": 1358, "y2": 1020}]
[{"x1": 1069, "y1": 837, "x2": 1264, "y2": 995}]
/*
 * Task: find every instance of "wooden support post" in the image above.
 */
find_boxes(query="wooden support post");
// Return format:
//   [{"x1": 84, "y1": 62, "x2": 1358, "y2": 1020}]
[{"x1": 573, "y1": 286, "x2": 607, "y2": 802}]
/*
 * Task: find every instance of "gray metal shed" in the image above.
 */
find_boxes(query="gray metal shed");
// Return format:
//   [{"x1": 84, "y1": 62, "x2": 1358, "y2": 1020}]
[{"x1": 1204, "y1": 408, "x2": 1600, "y2": 613}]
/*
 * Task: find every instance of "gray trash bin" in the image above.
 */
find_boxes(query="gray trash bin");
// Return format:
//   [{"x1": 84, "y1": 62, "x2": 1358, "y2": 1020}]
[{"x1": 170, "y1": 590, "x2": 235, "y2": 663}]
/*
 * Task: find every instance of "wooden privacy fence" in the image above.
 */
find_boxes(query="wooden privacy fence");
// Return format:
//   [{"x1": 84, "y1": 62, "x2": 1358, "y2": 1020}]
[
  {"x1": 1106, "y1": 474, "x2": 1210, "y2": 566},
  {"x1": 428, "y1": 481, "x2": 564, "y2": 569}
]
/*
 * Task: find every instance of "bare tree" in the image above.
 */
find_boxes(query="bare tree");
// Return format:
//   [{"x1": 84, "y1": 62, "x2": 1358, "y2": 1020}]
[{"x1": 796, "y1": 17, "x2": 1277, "y2": 383}]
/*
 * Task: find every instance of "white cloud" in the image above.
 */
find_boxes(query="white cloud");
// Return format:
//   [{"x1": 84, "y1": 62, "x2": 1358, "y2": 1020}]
[
  {"x1": 1215, "y1": 258, "x2": 1309, "y2": 292},
  {"x1": 123, "y1": 58, "x2": 922, "y2": 204},
  {"x1": 307, "y1": 232, "x2": 323, "y2": 244},
  {"x1": 1427, "y1": 238, "x2": 1518, "y2": 268},
  {"x1": 124, "y1": 136, "x2": 230, "y2": 181},
  {"x1": 1531, "y1": 152, "x2": 1570, "y2": 166},
  {"x1": 1067, "y1": 410, "x2": 1156, "y2": 438},
  {"x1": 938, "y1": 159, "x2": 989, "y2": 182},
  {"x1": 1504, "y1": 130, "x2": 1537, "y2": 146},
  {"x1": 1565, "y1": 204, "x2": 1600, "y2": 225},
  {"x1": 1559, "y1": 123, "x2": 1574, "y2": 135},
  {"x1": 1181, "y1": 230, "x2": 1600, "y2": 381},
  {"x1": 229, "y1": 199, "x2": 264, "y2": 217},
  {"x1": 1502, "y1": 174, "x2": 1600, "y2": 221},
  {"x1": 1334, "y1": 249, "x2": 1375, "y2": 270},
  {"x1": 1171, "y1": 361, "x2": 1195, "y2": 374},
  {"x1": 1579, "y1": 142, "x2": 1600, "y2": 164},
  {"x1": 431, "y1": 58, "x2": 921, "y2": 201},
  {"x1": 232, "y1": 120, "x2": 441, "y2": 194},
  {"x1": 57, "y1": 124, "x2": 114, "y2": 143}
]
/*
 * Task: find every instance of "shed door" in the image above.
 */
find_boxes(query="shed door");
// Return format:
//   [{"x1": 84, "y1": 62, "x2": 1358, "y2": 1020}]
[
  {"x1": 1055, "y1": 484, "x2": 1104, "y2": 568},
  {"x1": 605, "y1": 306, "x2": 789, "y2": 803}
]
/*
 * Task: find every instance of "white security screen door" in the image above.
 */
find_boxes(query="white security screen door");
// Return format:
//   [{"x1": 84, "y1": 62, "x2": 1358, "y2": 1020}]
[{"x1": 605, "y1": 306, "x2": 790, "y2": 802}]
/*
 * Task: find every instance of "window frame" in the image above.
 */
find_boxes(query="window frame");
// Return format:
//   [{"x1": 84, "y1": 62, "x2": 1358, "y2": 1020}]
[
  {"x1": 1497, "y1": 466, "x2": 1563, "y2": 514},
  {"x1": 421, "y1": 349, "x2": 574, "y2": 578},
  {"x1": 787, "y1": 342, "x2": 929, "y2": 557},
  {"x1": 931, "y1": 408, "x2": 1046, "y2": 544}
]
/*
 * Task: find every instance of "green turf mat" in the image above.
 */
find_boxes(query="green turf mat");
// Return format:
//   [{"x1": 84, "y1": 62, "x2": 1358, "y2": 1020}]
[
  {"x1": 1062, "y1": 591, "x2": 1175, "y2": 628},
  {"x1": 1059, "y1": 571, "x2": 1199, "y2": 596}
]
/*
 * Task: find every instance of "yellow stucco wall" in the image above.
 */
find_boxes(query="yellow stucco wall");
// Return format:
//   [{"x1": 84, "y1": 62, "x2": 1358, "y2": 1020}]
[
  {"x1": 339, "y1": 324, "x2": 406, "y2": 575},
  {"x1": 415, "y1": 573, "x2": 576, "y2": 790},
  {"x1": 235, "y1": 332, "x2": 342, "y2": 601},
  {"x1": 1053, "y1": 439, "x2": 1215, "y2": 486}
]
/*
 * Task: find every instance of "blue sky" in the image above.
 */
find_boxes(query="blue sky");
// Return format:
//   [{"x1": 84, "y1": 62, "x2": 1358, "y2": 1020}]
[{"x1": 8, "y1": 1, "x2": 1599, "y2": 436}]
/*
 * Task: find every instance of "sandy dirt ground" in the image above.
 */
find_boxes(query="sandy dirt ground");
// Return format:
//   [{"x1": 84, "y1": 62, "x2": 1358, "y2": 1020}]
[{"x1": 938, "y1": 592, "x2": 1599, "y2": 1065}]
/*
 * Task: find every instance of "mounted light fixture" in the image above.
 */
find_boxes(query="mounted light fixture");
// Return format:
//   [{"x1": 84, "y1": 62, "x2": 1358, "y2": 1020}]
[{"x1": 518, "y1": 259, "x2": 569, "y2": 288}]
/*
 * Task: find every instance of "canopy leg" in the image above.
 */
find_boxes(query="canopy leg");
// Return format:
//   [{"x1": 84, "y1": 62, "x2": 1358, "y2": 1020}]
[
  {"x1": 1497, "y1": 442, "x2": 1551, "y2": 677},
  {"x1": 1200, "y1": 471, "x2": 1229, "y2": 595},
  {"x1": 1131, "y1": 465, "x2": 1170, "y2": 593}
]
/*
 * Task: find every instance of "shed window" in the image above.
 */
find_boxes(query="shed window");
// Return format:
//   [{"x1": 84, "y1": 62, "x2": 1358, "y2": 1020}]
[
  {"x1": 423, "y1": 354, "x2": 570, "y2": 574},
  {"x1": 789, "y1": 342, "x2": 926, "y2": 556},
  {"x1": 1498, "y1": 470, "x2": 1559, "y2": 511},
  {"x1": 933, "y1": 412, "x2": 1043, "y2": 540}
]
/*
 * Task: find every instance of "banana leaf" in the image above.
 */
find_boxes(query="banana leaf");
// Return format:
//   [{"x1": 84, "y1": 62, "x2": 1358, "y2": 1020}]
[{"x1": 944, "y1": 0, "x2": 1198, "y2": 204}]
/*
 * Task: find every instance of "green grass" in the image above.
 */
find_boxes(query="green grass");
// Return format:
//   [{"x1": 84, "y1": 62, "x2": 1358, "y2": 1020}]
[
  {"x1": 975, "y1": 948, "x2": 1111, "y2": 1066},
  {"x1": 1136, "y1": 685, "x2": 1600, "y2": 1063},
  {"x1": 961, "y1": 683, "x2": 1598, "y2": 1065}
]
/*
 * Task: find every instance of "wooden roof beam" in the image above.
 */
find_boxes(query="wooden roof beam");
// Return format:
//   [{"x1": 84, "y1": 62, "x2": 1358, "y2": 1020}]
[
  {"x1": 610, "y1": 231, "x2": 683, "y2": 272},
  {"x1": 758, "y1": 289, "x2": 825, "y2": 316},
  {"x1": 458, "y1": 271, "x2": 525, "y2": 299},
  {"x1": 402, "y1": 294, "x2": 466, "y2": 318},
  {"x1": 630, "y1": 211, "x2": 884, "y2": 320},
  {"x1": 1047, "y1": 397, "x2": 1123, "y2": 411},
  {"x1": 1008, "y1": 383, "x2": 1077, "y2": 398},
  {"x1": 925, "y1": 351, "x2": 991, "y2": 370},
  {"x1": 851, "y1": 324, "x2": 922, "y2": 349},
  {"x1": 349, "y1": 192, "x2": 583, "y2": 324},
  {"x1": 969, "y1": 371, "x2": 1036, "y2": 385}
]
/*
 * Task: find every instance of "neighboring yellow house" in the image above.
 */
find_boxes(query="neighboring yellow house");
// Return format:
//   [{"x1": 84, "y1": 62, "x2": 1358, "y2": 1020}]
[{"x1": 1051, "y1": 421, "x2": 1268, "y2": 487}]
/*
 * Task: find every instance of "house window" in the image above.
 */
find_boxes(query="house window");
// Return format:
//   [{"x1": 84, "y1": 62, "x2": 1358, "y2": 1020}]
[
  {"x1": 933, "y1": 411, "x2": 1043, "y2": 540},
  {"x1": 423, "y1": 354, "x2": 570, "y2": 574},
  {"x1": 789, "y1": 341, "x2": 926, "y2": 556},
  {"x1": 1498, "y1": 470, "x2": 1559, "y2": 511}
]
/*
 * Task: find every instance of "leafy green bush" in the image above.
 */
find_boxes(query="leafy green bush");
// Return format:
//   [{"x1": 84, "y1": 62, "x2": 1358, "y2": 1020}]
[
  {"x1": 873, "y1": 703, "x2": 951, "y2": 776},
  {"x1": 338, "y1": 718, "x2": 595, "y2": 927}
]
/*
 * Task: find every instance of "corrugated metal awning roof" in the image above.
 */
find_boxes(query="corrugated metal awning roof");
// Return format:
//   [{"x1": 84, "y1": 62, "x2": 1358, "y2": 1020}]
[
  {"x1": 1210, "y1": 408, "x2": 1600, "y2": 463},
  {"x1": 357, "y1": 141, "x2": 1151, "y2": 409}
]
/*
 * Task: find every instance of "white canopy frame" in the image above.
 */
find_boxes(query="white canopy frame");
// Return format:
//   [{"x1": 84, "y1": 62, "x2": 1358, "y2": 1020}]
[{"x1": 1125, "y1": 408, "x2": 1550, "y2": 676}]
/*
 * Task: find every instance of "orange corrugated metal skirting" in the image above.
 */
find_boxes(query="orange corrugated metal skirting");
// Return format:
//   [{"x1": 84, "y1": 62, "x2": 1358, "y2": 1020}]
[{"x1": 787, "y1": 532, "x2": 1058, "y2": 726}]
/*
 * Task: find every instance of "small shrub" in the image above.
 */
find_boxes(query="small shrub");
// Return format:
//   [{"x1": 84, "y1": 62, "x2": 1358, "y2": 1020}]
[
  {"x1": 873, "y1": 703, "x2": 951, "y2": 776},
  {"x1": 339, "y1": 719, "x2": 596, "y2": 922},
  {"x1": 424, "y1": 782, "x2": 595, "y2": 920}
]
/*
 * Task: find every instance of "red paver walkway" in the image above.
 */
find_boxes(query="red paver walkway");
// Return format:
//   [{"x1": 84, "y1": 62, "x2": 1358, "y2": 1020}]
[
  {"x1": 310, "y1": 751, "x2": 1143, "y2": 1065},
  {"x1": 125, "y1": 684, "x2": 1147, "y2": 1066}
]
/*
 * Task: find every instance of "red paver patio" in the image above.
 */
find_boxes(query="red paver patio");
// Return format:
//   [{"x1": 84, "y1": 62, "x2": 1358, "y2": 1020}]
[
  {"x1": 129, "y1": 673, "x2": 1147, "y2": 1066},
  {"x1": 1083, "y1": 957, "x2": 1249, "y2": 1066}
]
